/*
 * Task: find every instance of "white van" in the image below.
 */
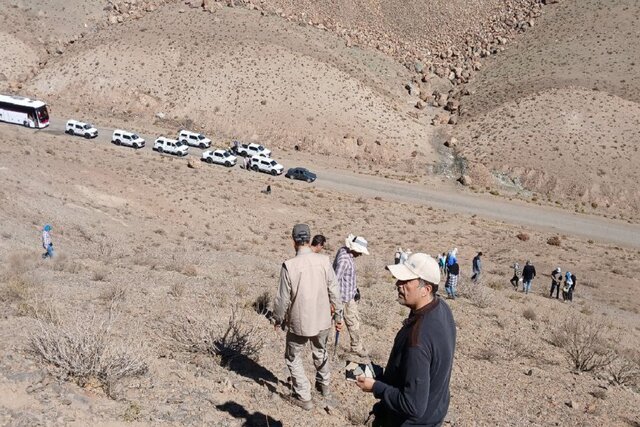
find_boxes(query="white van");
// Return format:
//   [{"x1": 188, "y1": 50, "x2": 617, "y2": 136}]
[
  {"x1": 178, "y1": 130, "x2": 211, "y2": 149},
  {"x1": 153, "y1": 136, "x2": 189, "y2": 156},
  {"x1": 65, "y1": 119, "x2": 98, "y2": 138},
  {"x1": 111, "y1": 129, "x2": 145, "y2": 149}
]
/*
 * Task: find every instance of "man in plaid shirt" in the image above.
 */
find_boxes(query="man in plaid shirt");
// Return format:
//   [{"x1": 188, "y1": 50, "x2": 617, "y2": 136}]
[{"x1": 333, "y1": 234, "x2": 369, "y2": 356}]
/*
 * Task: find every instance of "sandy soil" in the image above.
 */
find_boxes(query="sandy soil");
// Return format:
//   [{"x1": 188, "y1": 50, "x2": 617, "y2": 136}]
[{"x1": 0, "y1": 0, "x2": 639, "y2": 425}]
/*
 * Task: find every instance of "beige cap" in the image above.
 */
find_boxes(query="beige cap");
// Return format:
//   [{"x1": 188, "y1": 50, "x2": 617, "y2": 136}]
[{"x1": 386, "y1": 252, "x2": 440, "y2": 284}]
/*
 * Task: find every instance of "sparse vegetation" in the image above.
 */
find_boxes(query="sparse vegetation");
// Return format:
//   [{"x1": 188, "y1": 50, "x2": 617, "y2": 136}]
[
  {"x1": 166, "y1": 304, "x2": 265, "y2": 365},
  {"x1": 28, "y1": 311, "x2": 148, "y2": 396},
  {"x1": 516, "y1": 232, "x2": 530, "y2": 241},
  {"x1": 550, "y1": 318, "x2": 615, "y2": 372}
]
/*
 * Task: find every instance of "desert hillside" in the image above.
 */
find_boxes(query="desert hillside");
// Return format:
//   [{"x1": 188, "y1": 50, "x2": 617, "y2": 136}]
[
  {"x1": 453, "y1": 0, "x2": 640, "y2": 220},
  {"x1": 0, "y1": 126, "x2": 639, "y2": 425},
  {"x1": 0, "y1": 0, "x2": 639, "y2": 425}
]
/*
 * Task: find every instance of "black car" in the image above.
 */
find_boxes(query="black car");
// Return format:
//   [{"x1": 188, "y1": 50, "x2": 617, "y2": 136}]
[{"x1": 285, "y1": 167, "x2": 316, "y2": 183}]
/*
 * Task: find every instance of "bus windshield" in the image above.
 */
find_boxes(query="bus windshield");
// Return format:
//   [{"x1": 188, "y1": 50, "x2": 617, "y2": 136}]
[{"x1": 36, "y1": 106, "x2": 49, "y2": 122}]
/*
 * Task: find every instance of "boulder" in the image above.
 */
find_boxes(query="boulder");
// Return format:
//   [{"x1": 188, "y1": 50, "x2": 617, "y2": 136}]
[
  {"x1": 432, "y1": 113, "x2": 450, "y2": 126},
  {"x1": 448, "y1": 115, "x2": 458, "y2": 125},
  {"x1": 414, "y1": 61, "x2": 425, "y2": 74},
  {"x1": 445, "y1": 99, "x2": 460, "y2": 112},
  {"x1": 415, "y1": 100, "x2": 426, "y2": 110},
  {"x1": 444, "y1": 137, "x2": 457, "y2": 148},
  {"x1": 187, "y1": 159, "x2": 199, "y2": 169}
]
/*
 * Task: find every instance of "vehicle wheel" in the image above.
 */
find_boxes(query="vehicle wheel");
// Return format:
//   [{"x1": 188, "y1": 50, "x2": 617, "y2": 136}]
[
  {"x1": 206, "y1": 157, "x2": 213, "y2": 164},
  {"x1": 158, "y1": 147, "x2": 163, "y2": 153},
  {"x1": 115, "y1": 139, "x2": 121, "y2": 145},
  {"x1": 224, "y1": 161, "x2": 231, "y2": 167},
  {"x1": 307, "y1": 178, "x2": 312, "y2": 183},
  {"x1": 23, "y1": 121, "x2": 29, "y2": 128},
  {"x1": 200, "y1": 143, "x2": 206, "y2": 149},
  {"x1": 84, "y1": 133, "x2": 91, "y2": 139},
  {"x1": 285, "y1": 174, "x2": 290, "y2": 179},
  {"x1": 271, "y1": 170, "x2": 278, "y2": 176},
  {"x1": 252, "y1": 165, "x2": 259, "y2": 171}
]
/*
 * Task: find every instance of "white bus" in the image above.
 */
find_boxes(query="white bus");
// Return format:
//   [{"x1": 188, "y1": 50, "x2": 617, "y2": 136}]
[{"x1": 0, "y1": 94, "x2": 50, "y2": 128}]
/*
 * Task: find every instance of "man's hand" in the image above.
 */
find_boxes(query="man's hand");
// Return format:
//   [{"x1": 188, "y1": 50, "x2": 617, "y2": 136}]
[
  {"x1": 335, "y1": 321, "x2": 343, "y2": 332},
  {"x1": 356, "y1": 375, "x2": 375, "y2": 393}
]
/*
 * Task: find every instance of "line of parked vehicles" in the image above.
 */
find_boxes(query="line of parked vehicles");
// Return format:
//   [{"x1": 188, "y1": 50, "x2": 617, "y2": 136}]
[{"x1": 63, "y1": 119, "x2": 316, "y2": 182}]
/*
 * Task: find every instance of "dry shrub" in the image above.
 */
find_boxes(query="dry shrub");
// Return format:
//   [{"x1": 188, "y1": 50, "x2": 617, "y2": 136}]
[
  {"x1": 486, "y1": 280, "x2": 503, "y2": 291},
  {"x1": 0, "y1": 276, "x2": 33, "y2": 303},
  {"x1": 608, "y1": 349, "x2": 640, "y2": 386},
  {"x1": 516, "y1": 232, "x2": 530, "y2": 241},
  {"x1": 92, "y1": 268, "x2": 108, "y2": 282},
  {"x1": 252, "y1": 291, "x2": 271, "y2": 317},
  {"x1": 459, "y1": 280, "x2": 492, "y2": 308},
  {"x1": 182, "y1": 264, "x2": 198, "y2": 277},
  {"x1": 505, "y1": 335, "x2": 528, "y2": 359},
  {"x1": 166, "y1": 304, "x2": 265, "y2": 365},
  {"x1": 550, "y1": 317, "x2": 615, "y2": 372},
  {"x1": 168, "y1": 282, "x2": 185, "y2": 298},
  {"x1": 7, "y1": 251, "x2": 34, "y2": 276},
  {"x1": 28, "y1": 311, "x2": 148, "y2": 396},
  {"x1": 53, "y1": 253, "x2": 81, "y2": 274},
  {"x1": 99, "y1": 284, "x2": 126, "y2": 312},
  {"x1": 475, "y1": 346, "x2": 499, "y2": 362},
  {"x1": 547, "y1": 236, "x2": 562, "y2": 246},
  {"x1": 523, "y1": 307, "x2": 537, "y2": 321}
]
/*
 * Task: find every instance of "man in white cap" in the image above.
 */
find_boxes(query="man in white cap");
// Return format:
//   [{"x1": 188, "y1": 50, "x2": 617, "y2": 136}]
[
  {"x1": 333, "y1": 233, "x2": 369, "y2": 357},
  {"x1": 355, "y1": 252, "x2": 456, "y2": 427},
  {"x1": 274, "y1": 224, "x2": 344, "y2": 410}
]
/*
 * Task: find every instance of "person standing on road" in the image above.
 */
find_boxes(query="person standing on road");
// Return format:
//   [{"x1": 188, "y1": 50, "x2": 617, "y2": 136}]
[
  {"x1": 311, "y1": 235, "x2": 326, "y2": 253},
  {"x1": 550, "y1": 267, "x2": 562, "y2": 299},
  {"x1": 444, "y1": 255, "x2": 459, "y2": 299},
  {"x1": 471, "y1": 252, "x2": 482, "y2": 284},
  {"x1": 41, "y1": 224, "x2": 54, "y2": 259},
  {"x1": 522, "y1": 260, "x2": 536, "y2": 294},
  {"x1": 333, "y1": 233, "x2": 369, "y2": 357},
  {"x1": 356, "y1": 253, "x2": 456, "y2": 427},
  {"x1": 273, "y1": 224, "x2": 343, "y2": 410},
  {"x1": 510, "y1": 262, "x2": 521, "y2": 290}
]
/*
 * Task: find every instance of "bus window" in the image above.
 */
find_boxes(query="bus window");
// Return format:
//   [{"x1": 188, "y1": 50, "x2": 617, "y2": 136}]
[{"x1": 36, "y1": 106, "x2": 49, "y2": 122}]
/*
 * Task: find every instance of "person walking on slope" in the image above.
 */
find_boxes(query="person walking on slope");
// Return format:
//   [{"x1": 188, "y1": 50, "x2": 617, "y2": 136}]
[
  {"x1": 471, "y1": 252, "x2": 482, "y2": 284},
  {"x1": 522, "y1": 260, "x2": 536, "y2": 294},
  {"x1": 510, "y1": 262, "x2": 521, "y2": 290},
  {"x1": 355, "y1": 253, "x2": 456, "y2": 427},
  {"x1": 438, "y1": 252, "x2": 447, "y2": 275},
  {"x1": 445, "y1": 255, "x2": 459, "y2": 299},
  {"x1": 550, "y1": 267, "x2": 562, "y2": 299},
  {"x1": 562, "y1": 271, "x2": 574, "y2": 302},
  {"x1": 273, "y1": 224, "x2": 344, "y2": 410},
  {"x1": 41, "y1": 224, "x2": 54, "y2": 259},
  {"x1": 333, "y1": 233, "x2": 369, "y2": 357},
  {"x1": 568, "y1": 272, "x2": 577, "y2": 301}
]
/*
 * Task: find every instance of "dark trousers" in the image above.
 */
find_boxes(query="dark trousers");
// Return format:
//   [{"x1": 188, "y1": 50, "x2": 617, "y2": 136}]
[
  {"x1": 510, "y1": 275, "x2": 519, "y2": 289},
  {"x1": 550, "y1": 282, "x2": 560, "y2": 298}
]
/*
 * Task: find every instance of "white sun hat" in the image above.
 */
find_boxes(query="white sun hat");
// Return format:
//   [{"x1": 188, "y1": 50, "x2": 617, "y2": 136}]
[
  {"x1": 345, "y1": 234, "x2": 370, "y2": 255},
  {"x1": 386, "y1": 252, "x2": 440, "y2": 284}
]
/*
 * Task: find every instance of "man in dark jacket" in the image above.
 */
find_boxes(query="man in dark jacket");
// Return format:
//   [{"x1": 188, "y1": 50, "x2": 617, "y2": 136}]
[
  {"x1": 522, "y1": 260, "x2": 536, "y2": 294},
  {"x1": 356, "y1": 253, "x2": 456, "y2": 427},
  {"x1": 471, "y1": 252, "x2": 482, "y2": 284}
]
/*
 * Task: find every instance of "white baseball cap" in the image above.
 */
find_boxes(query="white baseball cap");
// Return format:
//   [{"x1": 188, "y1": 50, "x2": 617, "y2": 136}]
[{"x1": 386, "y1": 252, "x2": 440, "y2": 284}]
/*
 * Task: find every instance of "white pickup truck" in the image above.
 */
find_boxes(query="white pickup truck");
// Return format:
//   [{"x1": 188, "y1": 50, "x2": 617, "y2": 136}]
[
  {"x1": 232, "y1": 142, "x2": 272, "y2": 158},
  {"x1": 153, "y1": 137, "x2": 189, "y2": 156}
]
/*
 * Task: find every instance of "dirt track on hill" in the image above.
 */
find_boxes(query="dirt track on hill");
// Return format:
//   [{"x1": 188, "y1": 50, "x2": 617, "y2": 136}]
[{"x1": 40, "y1": 119, "x2": 640, "y2": 248}]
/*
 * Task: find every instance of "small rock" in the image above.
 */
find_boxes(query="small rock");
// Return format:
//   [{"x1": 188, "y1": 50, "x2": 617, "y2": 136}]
[
  {"x1": 356, "y1": 137, "x2": 364, "y2": 146},
  {"x1": 432, "y1": 113, "x2": 450, "y2": 126},
  {"x1": 108, "y1": 15, "x2": 118, "y2": 24},
  {"x1": 55, "y1": 46, "x2": 64, "y2": 55},
  {"x1": 565, "y1": 400, "x2": 576, "y2": 409},
  {"x1": 448, "y1": 115, "x2": 458, "y2": 125},
  {"x1": 414, "y1": 61, "x2": 425, "y2": 73},
  {"x1": 415, "y1": 100, "x2": 426, "y2": 110},
  {"x1": 457, "y1": 175, "x2": 472, "y2": 186},
  {"x1": 444, "y1": 137, "x2": 457, "y2": 148},
  {"x1": 155, "y1": 112, "x2": 165, "y2": 119},
  {"x1": 525, "y1": 369, "x2": 533, "y2": 376},
  {"x1": 187, "y1": 159, "x2": 199, "y2": 169}
]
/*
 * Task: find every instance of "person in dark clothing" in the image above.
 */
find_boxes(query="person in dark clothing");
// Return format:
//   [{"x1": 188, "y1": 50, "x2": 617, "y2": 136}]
[
  {"x1": 444, "y1": 258, "x2": 459, "y2": 299},
  {"x1": 311, "y1": 234, "x2": 326, "y2": 253},
  {"x1": 356, "y1": 253, "x2": 456, "y2": 427},
  {"x1": 522, "y1": 260, "x2": 536, "y2": 294},
  {"x1": 471, "y1": 252, "x2": 482, "y2": 284},
  {"x1": 550, "y1": 267, "x2": 562, "y2": 299},
  {"x1": 568, "y1": 273, "x2": 576, "y2": 301},
  {"x1": 510, "y1": 262, "x2": 521, "y2": 290}
]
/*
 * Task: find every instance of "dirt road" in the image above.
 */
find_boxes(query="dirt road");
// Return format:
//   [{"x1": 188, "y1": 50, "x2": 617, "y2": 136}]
[{"x1": 40, "y1": 120, "x2": 640, "y2": 248}]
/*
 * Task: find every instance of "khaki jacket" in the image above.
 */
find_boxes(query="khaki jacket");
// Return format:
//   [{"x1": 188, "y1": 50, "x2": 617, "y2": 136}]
[{"x1": 274, "y1": 247, "x2": 343, "y2": 337}]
